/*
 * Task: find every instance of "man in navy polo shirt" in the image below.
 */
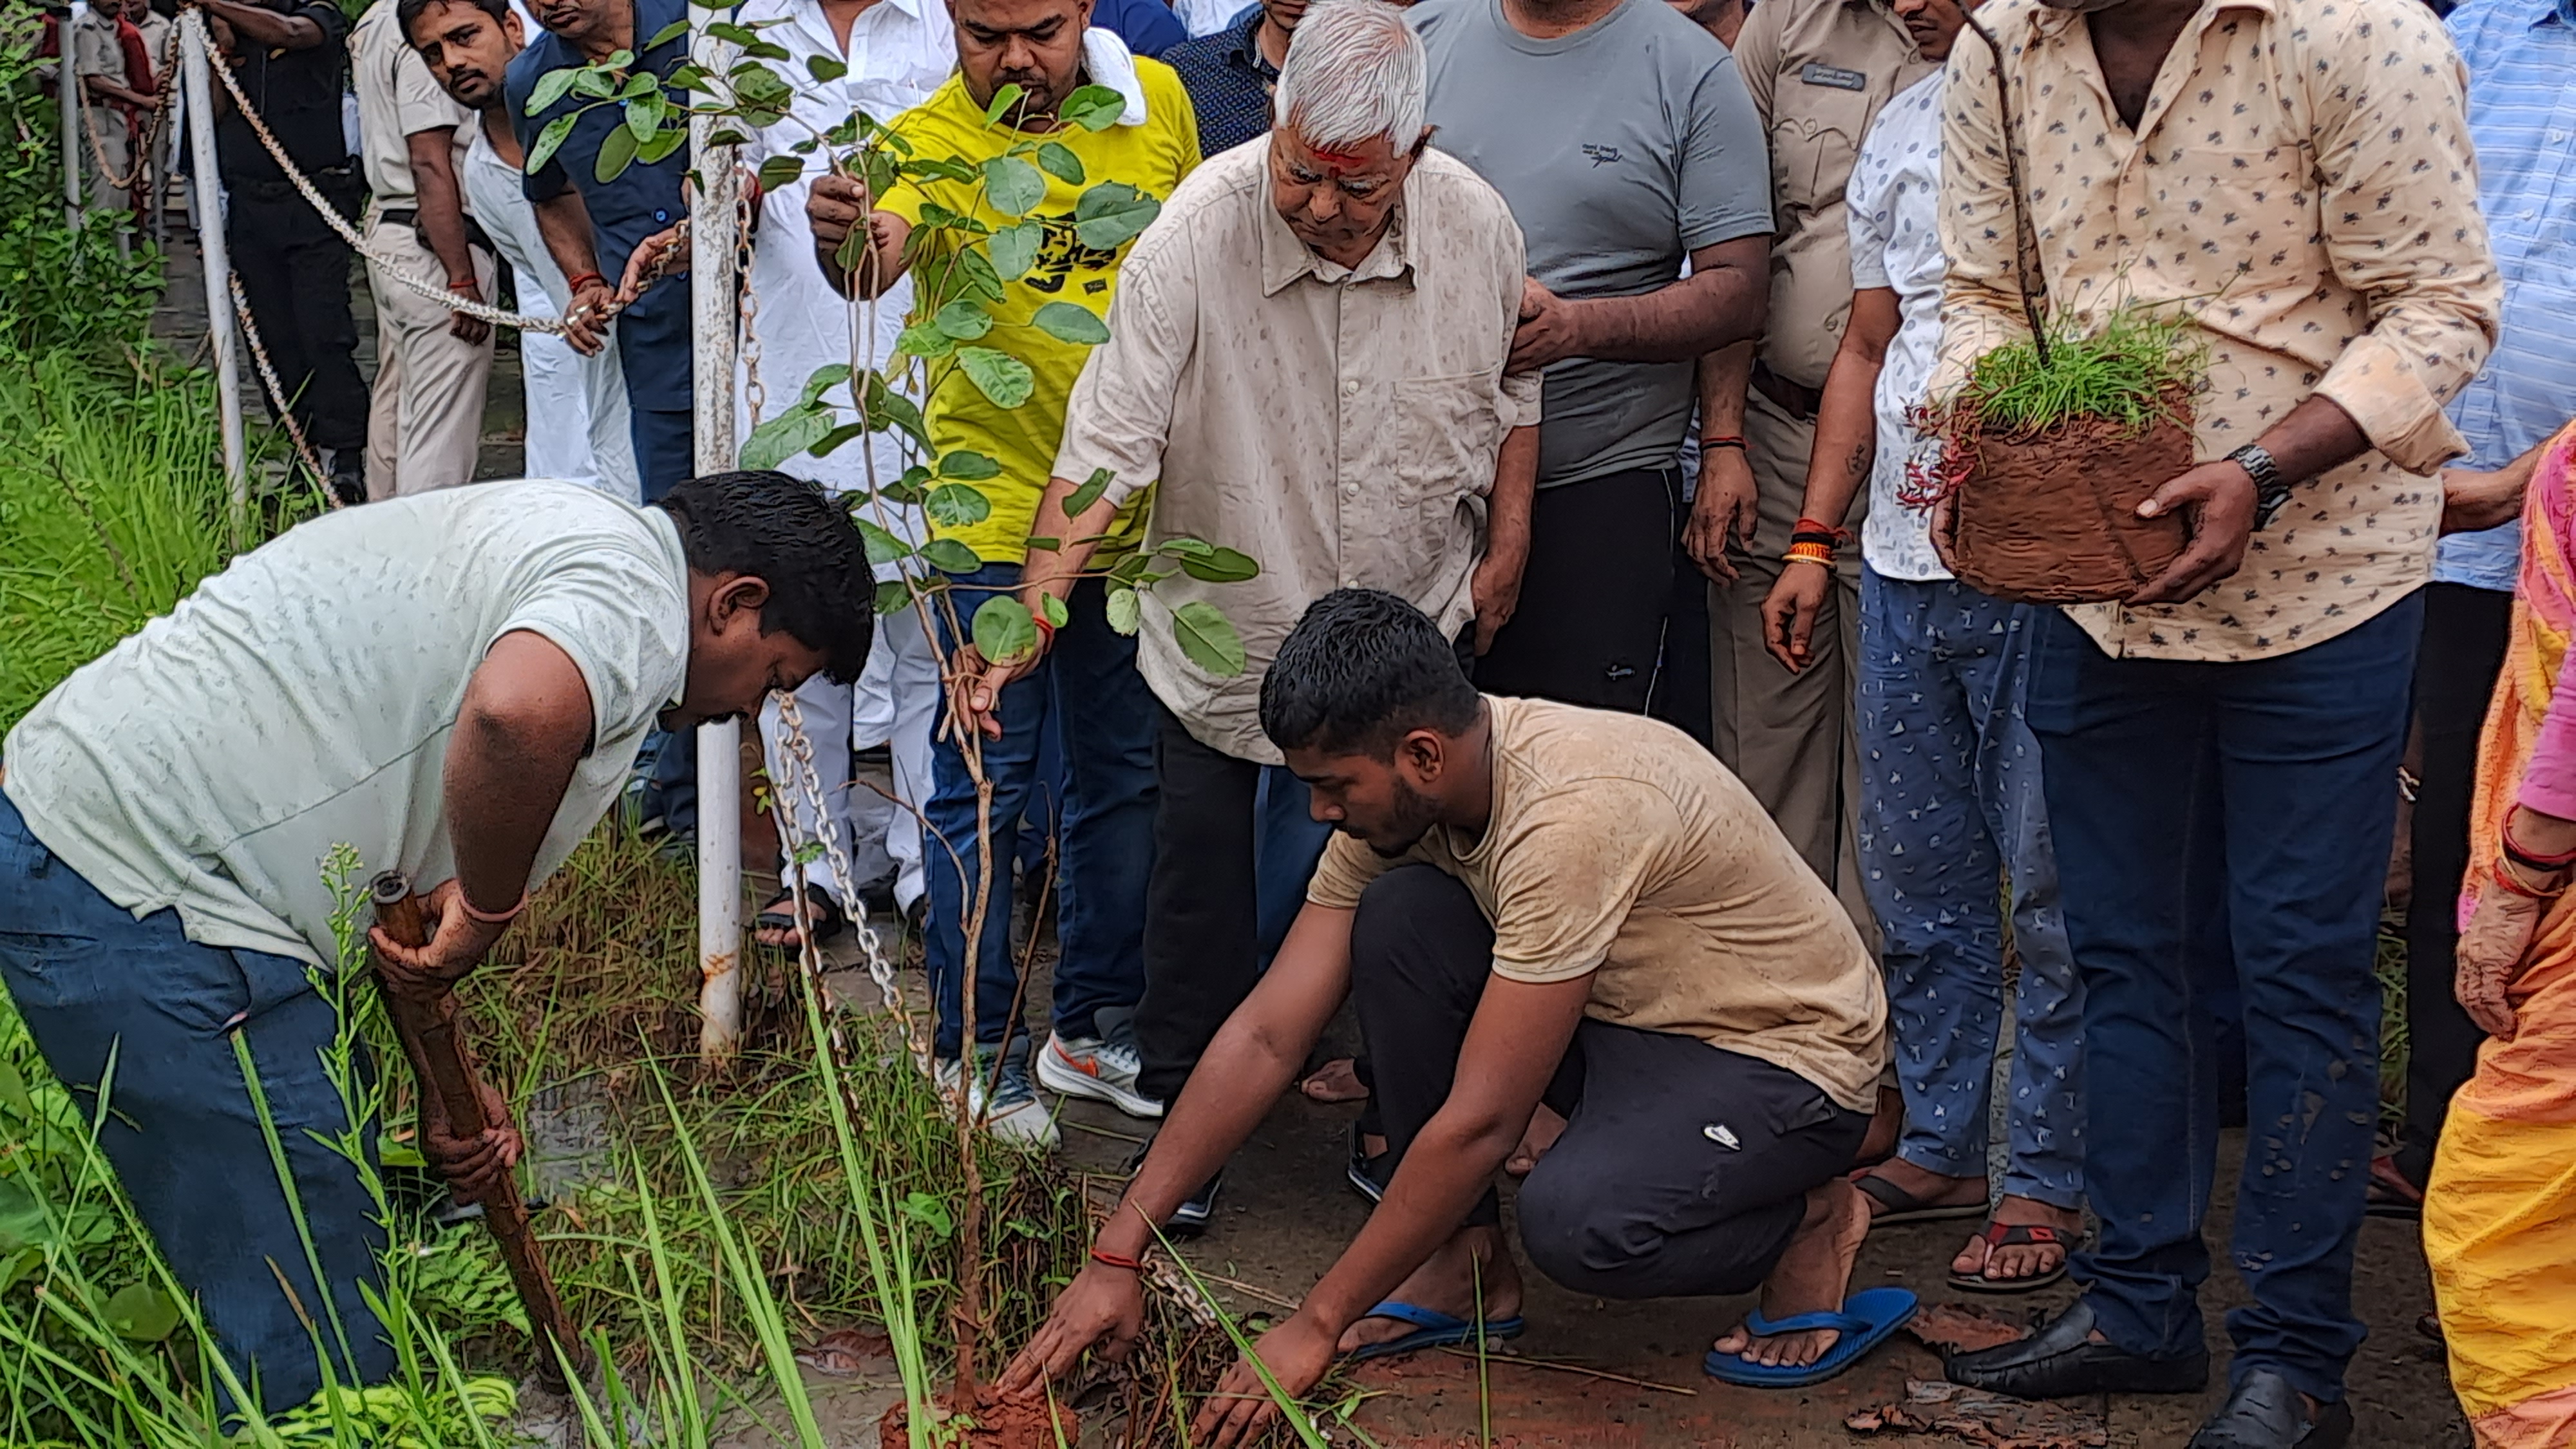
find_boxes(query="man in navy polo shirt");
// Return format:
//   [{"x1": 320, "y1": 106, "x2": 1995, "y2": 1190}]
[
  {"x1": 505, "y1": 0, "x2": 694, "y2": 501},
  {"x1": 1160, "y1": 0, "x2": 1300, "y2": 155}
]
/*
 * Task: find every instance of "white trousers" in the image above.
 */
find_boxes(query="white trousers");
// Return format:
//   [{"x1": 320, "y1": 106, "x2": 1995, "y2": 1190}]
[
  {"x1": 515, "y1": 285, "x2": 639, "y2": 500},
  {"x1": 761, "y1": 600, "x2": 938, "y2": 913}
]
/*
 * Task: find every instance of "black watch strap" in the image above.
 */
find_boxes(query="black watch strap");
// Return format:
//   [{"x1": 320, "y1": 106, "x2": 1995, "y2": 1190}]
[{"x1": 2231, "y1": 443, "x2": 2292, "y2": 529}]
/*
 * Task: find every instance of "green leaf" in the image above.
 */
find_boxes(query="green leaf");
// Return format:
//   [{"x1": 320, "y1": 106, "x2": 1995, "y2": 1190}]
[
  {"x1": 988, "y1": 220, "x2": 1043, "y2": 281},
  {"x1": 981, "y1": 81, "x2": 1025, "y2": 126},
  {"x1": 0, "y1": 1181, "x2": 54, "y2": 1253},
  {"x1": 743, "y1": 39, "x2": 792, "y2": 60},
  {"x1": 906, "y1": 155, "x2": 979, "y2": 185},
  {"x1": 875, "y1": 580, "x2": 916, "y2": 614},
  {"x1": 981, "y1": 155, "x2": 1046, "y2": 216},
  {"x1": 922, "y1": 537, "x2": 985, "y2": 574},
  {"x1": 636, "y1": 125, "x2": 688, "y2": 164},
  {"x1": 756, "y1": 153, "x2": 807, "y2": 191},
  {"x1": 798, "y1": 363, "x2": 851, "y2": 407},
  {"x1": 526, "y1": 113, "x2": 578, "y2": 176},
  {"x1": 1159, "y1": 537, "x2": 1215, "y2": 557},
  {"x1": 0, "y1": 1061, "x2": 32, "y2": 1121},
  {"x1": 955, "y1": 245, "x2": 1006, "y2": 302},
  {"x1": 971, "y1": 594, "x2": 1040, "y2": 663},
  {"x1": 812, "y1": 422, "x2": 868, "y2": 456},
  {"x1": 595, "y1": 121, "x2": 641, "y2": 183},
  {"x1": 573, "y1": 67, "x2": 619, "y2": 99},
  {"x1": 1025, "y1": 536, "x2": 1061, "y2": 550},
  {"x1": 618, "y1": 71, "x2": 661, "y2": 99},
  {"x1": 603, "y1": 47, "x2": 634, "y2": 68},
  {"x1": 1039, "y1": 592, "x2": 1070, "y2": 629},
  {"x1": 856, "y1": 518, "x2": 911, "y2": 565},
  {"x1": 896, "y1": 321, "x2": 954, "y2": 358},
  {"x1": 956, "y1": 347, "x2": 1035, "y2": 408},
  {"x1": 624, "y1": 91, "x2": 665, "y2": 145},
  {"x1": 739, "y1": 406, "x2": 833, "y2": 469},
  {"x1": 1031, "y1": 301, "x2": 1109, "y2": 346},
  {"x1": 1177, "y1": 545, "x2": 1261, "y2": 583},
  {"x1": 863, "y1": 373, "x2": 931, "y2": 449},
  {"x1": 806, "y1": 53, "x2": 848, "y2": 82},
  {"x1": 706, "y1": 20, "x2": 757, "y2": 43},
  {"x1": 103, "y1": 1285, "x2": 182, "y2": 1343},
  {"x1": 883, "y1": 464, "x2": 933, "y2": 504},
  {"x1": 938, "y1": 450, "x2": 1001, "y2": 480},
  {"x1": 1058, "y1": 83, "x2": 1126, "y2": 131},
  {"x1": 925, "y1": 483, "x2": 994, "y2": 527},
  {"x1": 1171, "y1": 600, "x2": 1247, "y2": 676},
  {"x1": 525, "y1": 65, "x2": 583, "y2": 116},
  {"x1": 647, "y1": 17, "x2": 690, "y2": 48},
  {"x1": 1105, "y1": 585, "x2": 1142, "y2": 636},
  {"x1": 933, "y1": 299, "x2": 993, "y2": 341},
  {"x1": 1073, "y1": 181, "x2": 1161, "y2": 251},
  {"x1": 1064, "y1": 466, "x2": 1115, "y2": 515},
  {"x1": 1035, "y1": 141, "x2": 1085, "y2": 185}
]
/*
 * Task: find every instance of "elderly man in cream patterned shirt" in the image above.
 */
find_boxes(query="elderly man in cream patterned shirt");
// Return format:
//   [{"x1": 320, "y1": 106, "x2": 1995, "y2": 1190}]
[{"x1": 1926, "y1": 0, "x2": 2498, "y2": 1441}]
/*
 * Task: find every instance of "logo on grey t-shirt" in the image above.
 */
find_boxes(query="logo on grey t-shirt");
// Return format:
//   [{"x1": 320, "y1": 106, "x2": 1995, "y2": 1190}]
[{"x1": 1580, "y1": 142, "x2": 1624, "y2": 166}]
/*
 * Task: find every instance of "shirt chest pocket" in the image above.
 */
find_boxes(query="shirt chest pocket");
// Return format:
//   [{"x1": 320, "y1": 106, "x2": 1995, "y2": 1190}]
[
  {"x1": 1770, "y1": 81, "x2": 1877, "y2": 223},
  {"x1": 2153, "y1": 146, "x2": 2316, "y2": 287},
  {"x1": 1385, "y1": 375, "x2": 1505, "y2": 502}
]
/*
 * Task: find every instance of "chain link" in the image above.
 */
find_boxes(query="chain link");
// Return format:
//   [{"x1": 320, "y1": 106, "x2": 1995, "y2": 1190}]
[
  {"x1": 226, "y1": 269, "x2": 339, "y2": 504},
  {"x1": 737, "y1": 193, "x2": 764, "y2": 429},
  {"x1": 770, "y1": 688, "x2": 923, "y2": 1065},
  {"x1": 193, "y1": 10, "x2": 587, "y2": 336}
]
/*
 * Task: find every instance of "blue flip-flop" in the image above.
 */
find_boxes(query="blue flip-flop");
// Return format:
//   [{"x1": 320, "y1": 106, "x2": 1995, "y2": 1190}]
[
  {"x1": 1345, "y1": 1300, "x2": 1528, "y2": 1362},
  {"x1": 1701, "y1": 1286, "x2": 1918, "y2": 1388}
]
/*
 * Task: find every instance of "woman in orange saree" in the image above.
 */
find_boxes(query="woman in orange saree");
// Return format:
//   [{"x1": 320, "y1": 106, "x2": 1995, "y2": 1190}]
[{"x1": 2427, "y1": 419, "x2": 2576, "y2": 1448}]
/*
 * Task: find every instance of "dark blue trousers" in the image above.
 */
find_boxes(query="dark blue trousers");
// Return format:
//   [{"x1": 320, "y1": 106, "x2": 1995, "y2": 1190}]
[
  {"x1": 0, "y1": 793, "x2": 391, "y2": 1414},
  {"x1": 2028, "y1": 593, "x2": 2420, "y2": 1403}
]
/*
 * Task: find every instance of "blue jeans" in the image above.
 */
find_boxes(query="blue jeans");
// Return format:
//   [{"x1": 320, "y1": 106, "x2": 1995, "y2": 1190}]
[
  {"x1": 2028, "y1": 593, "x2": 2421, "y2": 1402},
  {"x1": 921, "y1": 564, "x2": 1157, "y2": 1057},
  {"x1": 0, "y1": 793, "x2": 393, "y2": 1414},
  {"x1": 1255, "y1": 767, "x2": 1334, "y2": 965},
  {"x1": 1858, "y1": 570, "x2": 2083, "y2": 1207}
]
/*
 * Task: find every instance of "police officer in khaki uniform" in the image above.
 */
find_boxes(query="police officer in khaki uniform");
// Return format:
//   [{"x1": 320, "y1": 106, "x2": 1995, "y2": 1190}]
[{"x1": 1687, "y1": 0, "x2": 1929, "y2": 945}]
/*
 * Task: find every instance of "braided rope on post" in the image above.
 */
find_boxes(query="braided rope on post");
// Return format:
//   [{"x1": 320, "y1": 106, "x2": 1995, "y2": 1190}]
[
  {"x1": 225, "y1": 269, "x2": 337, "y2": 502},
  {"x1": 76, "y1": 25, "x2": 178, "y2": 193}
]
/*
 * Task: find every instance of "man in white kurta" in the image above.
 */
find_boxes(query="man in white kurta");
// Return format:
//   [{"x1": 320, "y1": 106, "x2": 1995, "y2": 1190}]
[{"x1": 739, "y1": 0, "x2": 951, "y2": 940}]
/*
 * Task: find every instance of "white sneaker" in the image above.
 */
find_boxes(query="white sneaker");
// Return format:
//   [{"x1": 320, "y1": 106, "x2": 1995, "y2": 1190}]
[
  {"x1": 934, "y1": 1048, "x2": 1060, "y2": 1150},
  {"x1": 1037, "y1": 1027, "x2": 1165, "y2": 1119}
]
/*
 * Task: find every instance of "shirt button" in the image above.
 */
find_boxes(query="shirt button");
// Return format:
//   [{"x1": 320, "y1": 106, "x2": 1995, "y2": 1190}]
[
  {"x1": 1341, "y1": 577, "x2": 1358, "y2": 589},
  {"x1": 1343, "y1": 482, "x2": 1359, "y2": 497},
  {"x1": 656, "y1": 209, "x2": 670, "y2": 223},
  {"x1": 1342, "y1": 379, "x2": 1359, "y2": 396}
]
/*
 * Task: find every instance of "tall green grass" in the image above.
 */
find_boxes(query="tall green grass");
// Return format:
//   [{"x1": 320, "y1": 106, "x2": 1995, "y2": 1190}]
[
  {"x1": 0, "y1": 347, "x2": 308, "y2": 733},
  {"x1": 1952, "y1": 305, "x2": 2206, "y2": 440}
]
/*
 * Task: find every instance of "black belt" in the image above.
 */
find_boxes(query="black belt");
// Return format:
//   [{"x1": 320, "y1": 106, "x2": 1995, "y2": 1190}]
[
  {"x1": 1751, "y1": 360, "x2": 1824, "y2": 422},
  {"x1": 376, "y1": 207, "x2": 497, "y2": 258}
]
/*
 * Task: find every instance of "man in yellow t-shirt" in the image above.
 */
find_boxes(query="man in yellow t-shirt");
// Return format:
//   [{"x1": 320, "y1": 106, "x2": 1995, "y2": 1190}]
[
  {"x1": 1004, "y1": 591, "x2": 1906, "y2": 1434},
  {"x1": 804, "y1": 0, "x2": 1198, "y2": 1148}
]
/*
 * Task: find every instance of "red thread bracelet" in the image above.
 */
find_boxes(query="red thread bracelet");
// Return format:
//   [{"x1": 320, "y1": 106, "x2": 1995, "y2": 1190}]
[
  {"x1": 2503, "y1": 815, "x2": 2576, "y2": 870},
  {"x1": 1089, "y1": 1247, "x2": 1144, "y2": 1272},
  {"x1": 566, "y1": 271, "x2": 606, "y2": 292}
]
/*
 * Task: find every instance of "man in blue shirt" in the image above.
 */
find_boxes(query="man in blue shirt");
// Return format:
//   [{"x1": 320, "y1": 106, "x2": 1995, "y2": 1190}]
[
  {"x1": 1159, "y1": 0, "x2": 1296, "y2": 155},
  {"x1": 505, "y1": 0, "x2": 694, "y2": 501},
  {"x1": 2385, "y1": 0, "x2": 2576, "y2": 1209},
  {"x1": 1096, "y1": 0, "x2": 1189, "y2": 55}
]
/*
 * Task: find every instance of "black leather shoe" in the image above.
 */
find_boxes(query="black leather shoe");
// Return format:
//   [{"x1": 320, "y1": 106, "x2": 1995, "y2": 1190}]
[
  {"x1": 2188, "y1": 1368, "x2": 2353, "y2": 1448},
  {"x1": 1945, "y1": 1298, "x2": 2210, "y2": 1398}
]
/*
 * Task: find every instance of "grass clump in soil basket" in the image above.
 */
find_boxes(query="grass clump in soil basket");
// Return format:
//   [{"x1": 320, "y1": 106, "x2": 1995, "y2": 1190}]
[{"x1": 1908, "y1": 305, "x2": 2210, "y2": 603}]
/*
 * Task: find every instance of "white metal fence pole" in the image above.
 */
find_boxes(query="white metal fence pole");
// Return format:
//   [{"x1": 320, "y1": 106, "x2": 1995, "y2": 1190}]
[
  {"x1": 58, "y1": 12, "x2": 81, "y2": 227},
  {"x1": 692, "y1": 14, "x2": 747, "y2": 1066},
  {"x1": 179, "y1": 9, "x2": 249, "y2": 531}
]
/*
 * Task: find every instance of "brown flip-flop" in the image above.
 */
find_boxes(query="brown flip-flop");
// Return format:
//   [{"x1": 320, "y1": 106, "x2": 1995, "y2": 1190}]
[{"x1": 1947, "y1": 1220, "x2": 2073, "y2": 1294}]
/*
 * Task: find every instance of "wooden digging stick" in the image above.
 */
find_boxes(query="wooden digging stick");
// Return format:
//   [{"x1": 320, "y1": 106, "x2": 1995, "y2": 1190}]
[{"x1": 369, "y1": 871, "x2": 585, "y2": 1388}]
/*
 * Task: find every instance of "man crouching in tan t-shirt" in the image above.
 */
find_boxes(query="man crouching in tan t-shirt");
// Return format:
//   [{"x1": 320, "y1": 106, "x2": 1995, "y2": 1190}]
[{"x1": 1002, "y1": 589, "x2": 1905, "y2": 1442}]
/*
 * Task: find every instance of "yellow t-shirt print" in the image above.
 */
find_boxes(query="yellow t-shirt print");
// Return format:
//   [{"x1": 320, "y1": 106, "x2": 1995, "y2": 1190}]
[{"x1": 876, "y1": 64, "x2": 1202, "y2": 567}]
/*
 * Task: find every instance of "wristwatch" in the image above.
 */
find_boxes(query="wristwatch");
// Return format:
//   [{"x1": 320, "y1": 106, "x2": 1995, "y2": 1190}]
[{"x1": 2230, "y1": 443, "x2": 2293, "y2": 529}]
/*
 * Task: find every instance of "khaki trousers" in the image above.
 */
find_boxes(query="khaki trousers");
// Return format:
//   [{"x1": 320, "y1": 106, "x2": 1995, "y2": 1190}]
[
  {"x1": 1709, "y1": 388, "x2": 1877, "y2": 949},
  {"x1": 80, "y1": 108, "x2": 130, "y2": 214},
  {"x1": 363, "y1": 216, "x2": 495, "y2": 500}
]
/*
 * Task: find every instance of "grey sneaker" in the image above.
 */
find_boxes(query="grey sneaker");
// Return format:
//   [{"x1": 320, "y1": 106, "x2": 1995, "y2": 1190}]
[
  {"x1": 1037, "y1": 1022, "x2": 1164, "y2": 1119},
  {"x1": 935, "y1": 1042, "x2": 1060, "y2": 1150}
]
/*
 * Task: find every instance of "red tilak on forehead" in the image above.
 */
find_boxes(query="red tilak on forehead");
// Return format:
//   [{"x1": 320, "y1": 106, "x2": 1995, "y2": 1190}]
[{"x1": 1309, "y1": 145, "x2": 1370, "y2": 169}]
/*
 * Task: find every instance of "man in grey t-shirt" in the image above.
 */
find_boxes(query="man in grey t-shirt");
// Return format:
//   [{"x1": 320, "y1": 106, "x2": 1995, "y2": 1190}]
[{"x1": 1412, "y1": 0, "x2": 1770, "y2": 711}]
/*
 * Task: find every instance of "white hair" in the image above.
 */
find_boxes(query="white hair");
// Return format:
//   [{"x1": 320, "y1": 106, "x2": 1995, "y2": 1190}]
[{"x1": 1271, "y1": 0, "x2": 1428, "y2": 153}]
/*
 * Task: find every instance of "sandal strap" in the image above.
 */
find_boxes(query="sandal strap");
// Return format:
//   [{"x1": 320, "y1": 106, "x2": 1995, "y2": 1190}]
[{"x1": 1977, "y1": 1221, "x2": 2067, "y2": 1247}]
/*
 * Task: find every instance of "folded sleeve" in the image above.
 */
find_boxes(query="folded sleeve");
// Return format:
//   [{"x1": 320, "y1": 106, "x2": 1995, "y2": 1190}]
[{"x1": 2304, "y1": 0, "x2": 2499, "y2": 476}]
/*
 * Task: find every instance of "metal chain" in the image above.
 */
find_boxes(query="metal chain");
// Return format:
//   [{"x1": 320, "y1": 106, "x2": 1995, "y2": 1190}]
[
  {"x1": 226, "y1": 269, "x2": 339, "y2": 504},
  {"x1": 770, "y1": 688, "x2": 923, "y2": 1066},
  {"x1": 75, "y1": 24, "x2": 179, "y2": 194},
  {"x1": 737, "y1": 192, "x2": 764, "y2": 428},
  {"x1": 194, "y1": 14, "x2": 586, "y2": 336}
]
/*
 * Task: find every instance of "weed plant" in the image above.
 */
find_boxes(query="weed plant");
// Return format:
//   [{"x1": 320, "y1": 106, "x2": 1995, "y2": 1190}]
[{"x1": 1952, "y1": 305, "x2": 2207, "y2": 441}]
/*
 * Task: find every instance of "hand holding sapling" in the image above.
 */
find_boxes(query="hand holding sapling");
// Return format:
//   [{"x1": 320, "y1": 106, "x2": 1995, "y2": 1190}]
[{"x1": 2125, "y1": 457, "x2": 2257, "y2": 606}]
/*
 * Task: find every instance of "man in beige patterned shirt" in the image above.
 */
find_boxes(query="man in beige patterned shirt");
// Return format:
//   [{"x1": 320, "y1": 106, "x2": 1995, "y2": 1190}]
[
  {"x1": 958, "y1": 0, "x2": 1540, "y2": 1185},
  {"x1": 1933, "y1": 0, "x2": 2497, "y2": 1441}
]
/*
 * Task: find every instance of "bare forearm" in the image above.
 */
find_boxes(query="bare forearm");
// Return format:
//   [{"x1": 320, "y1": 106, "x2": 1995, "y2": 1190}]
[
  {"x1": 1700, "y1": 341, "x2": 1752, "y2": 437},
  {"x1": 84, "y1": 75, "x2": 151, "y2": 107},
  {"x1": 2508, "y1": 804, "x2": 2576, "y2": 858},
  {"x1": 444, "y1": 715, "x2": 580, "y2": 914},
  {"x1": 1564, "y1": 268, "x2": 1765, "y2": 363},
  {"x1": 1484, "y1": 427, "x2": 1538, "y2": 572},
  {"x1": 1097, "y1": 1007, "x2": 1309, "y2": 1258},
  {"x1": 1799, "y1": 341, "x2": 1882, "y2": 529},
  {"x1": 202, "y1": 0, "x2": 316, "y2": 49},
  {"x1": 531, "y1": 193, "x2": 601, "y2": 283},
  {"x1": 2253, "y1": 394, "x2": 2370, "y2": 486},
  {"x1": 1021, "y1": 476, "x2": 1119, "y2": 602},
  {"x1": 410, "y1": 142, "x2": 478, "y2": 283},
  {"x1": 1300, "y1": 1113, "x2": 1523, "y2": 1332}
]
